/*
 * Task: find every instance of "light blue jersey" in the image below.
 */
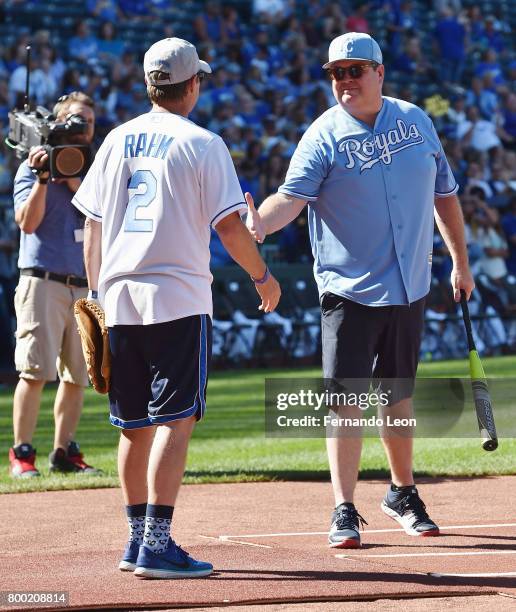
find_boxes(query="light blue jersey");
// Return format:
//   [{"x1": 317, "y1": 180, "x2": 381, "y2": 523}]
[{"x1": 279, "y1": 96, "x2": 458, "y2": 306}]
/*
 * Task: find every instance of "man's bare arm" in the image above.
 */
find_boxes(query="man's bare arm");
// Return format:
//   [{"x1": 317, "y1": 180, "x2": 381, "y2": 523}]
[
  {"x1": 84, "y1": 217, "x2": 102, "y2": 292},
  {"x1": 434, "y1": 194, "x2": 475, "y2": 301},
  {"x1": 246, "y1": 192, "x2": 306, "y2": 243},
  {"x1": 259, "y1": 192, "x2": 307, "y2": 234},
  {"x1": 215, "y1": 211, "x2": 281, "y2": 313},
  {"x1": 15, "y1": 147, "x2": 50, "y2": 234},
  {"x1": 15, "y1": 181, "x2": 48, "y2": 234}
]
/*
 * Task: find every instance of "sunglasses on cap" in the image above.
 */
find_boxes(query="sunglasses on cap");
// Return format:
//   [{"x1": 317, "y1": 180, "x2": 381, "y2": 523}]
[{"x1": 326, "y1": 62, "x2": 378, "y2": 82}]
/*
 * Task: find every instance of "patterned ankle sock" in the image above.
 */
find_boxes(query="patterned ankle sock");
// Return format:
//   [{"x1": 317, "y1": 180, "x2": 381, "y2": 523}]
[
  {"x1": 126, "y1": 503, "x2": 147, "y2": 545},
  {"x1": 143, "y1": 504, "x2": 174, "y2": 554},
  {"x1": 336, "y1": 502, "x2": 355, "y2": 511}
]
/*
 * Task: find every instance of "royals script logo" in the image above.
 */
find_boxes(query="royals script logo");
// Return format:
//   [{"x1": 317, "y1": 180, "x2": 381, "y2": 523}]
[{"x1": 338, "y1": 119, "x2": 425, "y2": 173}]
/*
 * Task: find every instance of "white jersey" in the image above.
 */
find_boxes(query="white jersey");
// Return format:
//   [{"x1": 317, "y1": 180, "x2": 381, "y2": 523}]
[{"x1": 72, "y1": 111, "x2": 246, "y2": 326}]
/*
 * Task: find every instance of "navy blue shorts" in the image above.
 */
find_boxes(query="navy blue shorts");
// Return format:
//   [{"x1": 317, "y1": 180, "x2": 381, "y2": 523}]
[{"x1": 108, "y1": 315, "x2": 212, "y2": 429}]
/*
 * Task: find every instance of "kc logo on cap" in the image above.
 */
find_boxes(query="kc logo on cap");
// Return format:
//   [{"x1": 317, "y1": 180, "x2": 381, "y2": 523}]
[{"x1": 323, "y1": 32, "x2": 383, "y2": 69}]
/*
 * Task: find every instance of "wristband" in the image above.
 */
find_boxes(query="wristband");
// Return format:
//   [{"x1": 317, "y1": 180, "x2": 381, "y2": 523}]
[
  {"x1": 251, "y1": 266, "x2": 270, "y2": 285},
  {"x1": 30, "y1": 166, "x2": 50, "y2": 182},
  {"x1": 87, "y1": 289, "x2": 98, "y2": 300}
]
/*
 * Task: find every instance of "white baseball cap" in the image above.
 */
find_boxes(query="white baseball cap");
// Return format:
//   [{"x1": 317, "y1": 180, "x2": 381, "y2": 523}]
[
  {"x1": 143, "y1": 37, "x2": 212, "y2": 86},
  {"x1": 322, "y1": 32, "x2": 383, "y2": 69}
]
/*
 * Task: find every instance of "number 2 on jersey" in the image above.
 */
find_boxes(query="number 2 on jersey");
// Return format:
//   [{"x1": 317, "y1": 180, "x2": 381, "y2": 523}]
[{"x1": 124, "y1": 169, "x2": 157, "y2": 232}]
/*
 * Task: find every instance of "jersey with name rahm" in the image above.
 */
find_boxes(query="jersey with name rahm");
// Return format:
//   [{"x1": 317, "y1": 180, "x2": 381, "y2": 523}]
[
  {"x1": 73, "y1": 111, "x2": 246, "y2": 326},
  {"x1": 279, "y1": 96, "x2": 458, "y2": 306}
]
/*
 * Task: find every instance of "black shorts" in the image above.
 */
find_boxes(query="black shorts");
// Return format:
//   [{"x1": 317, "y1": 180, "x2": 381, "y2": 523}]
[
  {"x1": 108, "y1": 315, "x2": 212, "y2": 429},
  {"x1": 321, "y1": 292, "x2": 426, "y2": 402}
]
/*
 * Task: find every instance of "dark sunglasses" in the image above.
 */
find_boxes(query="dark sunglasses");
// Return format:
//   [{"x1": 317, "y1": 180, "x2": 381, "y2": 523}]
[
  {"x1": 196, "y1": 71, "x2": 207, "y2": 82},
  {"x1": 327, "y1": 62, "x2": 378, "y2": 82}
]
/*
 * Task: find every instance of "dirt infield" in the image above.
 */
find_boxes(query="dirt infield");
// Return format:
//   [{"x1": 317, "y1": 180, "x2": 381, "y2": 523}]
[
  {"x1": 188, "y1": 598, "x2": 516, "y2": 611},
  {"x1": 1, "y1": 477, "x2": 515, "y2": 610}
]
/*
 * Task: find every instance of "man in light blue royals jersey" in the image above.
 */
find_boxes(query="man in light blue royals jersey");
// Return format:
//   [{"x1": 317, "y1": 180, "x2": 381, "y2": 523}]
[{"x1": 247, "y1": 32, "x2": 475, "y2": 548}]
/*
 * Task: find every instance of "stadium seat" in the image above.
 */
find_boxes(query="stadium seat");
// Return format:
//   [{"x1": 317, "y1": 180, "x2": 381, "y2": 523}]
[
  {"x1": 212, "y1": 267, "x2": 290, "y2": 366},
  {"x1": 274, "y1": 265, "x2": 321, "y2": 361}
]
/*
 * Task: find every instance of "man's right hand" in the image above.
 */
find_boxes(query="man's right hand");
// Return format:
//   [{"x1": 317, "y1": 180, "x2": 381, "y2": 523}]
[
  {"x1": 28, "y1": 146, "x2": 50, "y2": 181},
  {"x1": 245, "y1": 192, "x2": 266, "y2": 243},
  {"x1": 254, "y1": 273, "x2": 281, "y2": 313}
]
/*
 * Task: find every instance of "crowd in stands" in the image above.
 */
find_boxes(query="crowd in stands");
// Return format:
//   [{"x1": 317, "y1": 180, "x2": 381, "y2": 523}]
[{"x1": 0, "y1": 0, "x2": 515, "y2": 364}]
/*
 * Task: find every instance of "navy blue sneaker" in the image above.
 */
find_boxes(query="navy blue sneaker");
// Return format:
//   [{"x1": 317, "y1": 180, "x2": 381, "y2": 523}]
[
  {"x1": 381, "y1": 486, "x2": 440, "y2": 537},
  {"x1": 134, "y1": 539, "x2": 213, "y2": 579},
  {"x1": 328, "y1": 502, "x2": 368, "y2": 548},
  {"x1": 119, "y1": 540, "x2": 140, "y2": 572}
]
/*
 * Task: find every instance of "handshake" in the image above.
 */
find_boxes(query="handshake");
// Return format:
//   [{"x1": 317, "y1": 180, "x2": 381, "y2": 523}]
[{"x1": 244, "y1": 192, "x2": 266, "y2": 244}]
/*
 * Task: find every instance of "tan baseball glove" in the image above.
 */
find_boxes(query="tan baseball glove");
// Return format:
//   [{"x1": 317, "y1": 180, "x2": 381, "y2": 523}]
[{"x1": 74, "y1": 298, "x2": 111, "y2": 394}]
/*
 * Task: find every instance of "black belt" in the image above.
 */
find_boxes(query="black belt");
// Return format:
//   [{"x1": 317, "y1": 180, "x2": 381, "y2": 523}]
[{"x1": 21, "y1": 268, "x2": 88, "y2": 288}]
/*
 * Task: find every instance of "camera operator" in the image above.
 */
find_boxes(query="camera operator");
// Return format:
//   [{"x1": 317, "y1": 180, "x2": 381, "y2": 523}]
[{"x1": 9, "y1": 91, "x2": 99, "y2": 478}]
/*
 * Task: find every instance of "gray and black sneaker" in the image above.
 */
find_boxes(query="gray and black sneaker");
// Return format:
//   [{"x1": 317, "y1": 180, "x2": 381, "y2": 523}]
[
  {"x1": 328, "y1": 502, "x2": 368, "y2": 548},
  {"x1": 381, "y1": 486, "x2": 440, "y2": 536}
]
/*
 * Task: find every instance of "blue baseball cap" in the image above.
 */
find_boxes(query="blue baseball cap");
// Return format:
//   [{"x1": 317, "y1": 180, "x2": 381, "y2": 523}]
[{"x1": 323, "y1": 32, "x2": 383, "y2": 69}]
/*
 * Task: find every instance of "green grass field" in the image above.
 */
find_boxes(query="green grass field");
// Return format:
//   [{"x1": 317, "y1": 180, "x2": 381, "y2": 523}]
[{"x1": 1, "y1": 355, "x2": 515, "y2": 494}]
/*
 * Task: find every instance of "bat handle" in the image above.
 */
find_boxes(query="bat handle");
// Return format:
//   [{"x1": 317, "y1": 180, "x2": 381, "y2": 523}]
[{"x1": 459, "y1": 290, "x2": 475, "y2": 351}]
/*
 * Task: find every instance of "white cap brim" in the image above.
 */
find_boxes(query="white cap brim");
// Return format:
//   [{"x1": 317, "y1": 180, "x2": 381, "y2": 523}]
[{"x1": 199, "y1": 59, "x2": 212, "y2": 74}]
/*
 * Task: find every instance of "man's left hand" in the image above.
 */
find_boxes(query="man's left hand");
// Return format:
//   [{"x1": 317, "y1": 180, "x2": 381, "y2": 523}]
[{"x1": 255, "y1": 272, "x2": 281, "y2": 313}]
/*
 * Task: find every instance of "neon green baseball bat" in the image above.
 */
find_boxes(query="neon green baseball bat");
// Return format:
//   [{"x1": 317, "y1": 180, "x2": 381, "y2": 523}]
[{"x1": 460, "y1": 291, "x2": 498, "y2": 451}]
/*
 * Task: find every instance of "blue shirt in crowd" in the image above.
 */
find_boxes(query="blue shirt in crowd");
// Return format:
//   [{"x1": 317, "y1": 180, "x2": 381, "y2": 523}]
[{"x1": 435, "y1": 17, "x2": 466, "y2": 61}]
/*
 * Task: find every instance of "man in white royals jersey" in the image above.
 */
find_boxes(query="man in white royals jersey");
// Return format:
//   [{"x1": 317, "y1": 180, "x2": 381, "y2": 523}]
[{"x1": 73, "y1": 37, "x2": 280, "y2": 579}]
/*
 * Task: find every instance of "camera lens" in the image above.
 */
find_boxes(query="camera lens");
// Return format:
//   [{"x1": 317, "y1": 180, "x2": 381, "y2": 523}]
[{"x1": 54, "y1": 147, "x2": 85, "y2": 176}]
